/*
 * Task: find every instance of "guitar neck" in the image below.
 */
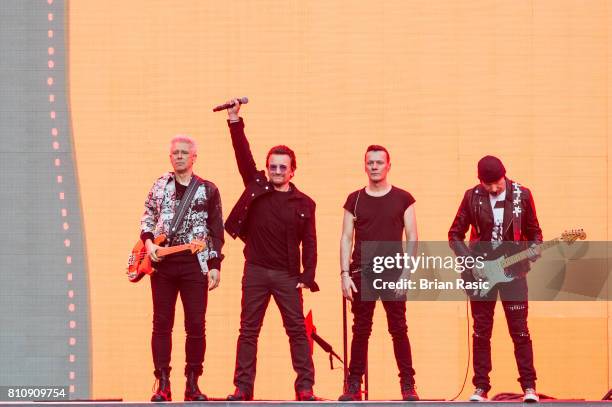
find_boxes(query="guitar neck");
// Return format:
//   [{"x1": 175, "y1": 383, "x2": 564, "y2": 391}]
[
  {"x1": 502, "y1": 238, "x2": 560, "y2": 268},
  {"x1": 157, "y1": 244, "x2": 192, "y2": 257}
]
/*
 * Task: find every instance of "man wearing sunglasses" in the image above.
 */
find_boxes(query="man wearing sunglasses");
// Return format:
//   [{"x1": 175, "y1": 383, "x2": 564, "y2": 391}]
[{"x1": 223, "y1": 99, "x2": 319, "y2": 401}]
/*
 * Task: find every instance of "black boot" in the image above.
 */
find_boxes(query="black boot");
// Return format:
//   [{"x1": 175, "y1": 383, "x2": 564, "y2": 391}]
[
  {"x1": 227, "y1": 387, "x2": 253, "y2": 401},
  {"x1": 401, "y1": 383, "x2": 419, "y2": 401},
  {"x1": 338, "y1": 380, "x2": 362, "y2": 401},
  {"x1": 151, "y1": 368, "x2": 172, "y2": 402},
  {"x1": 184, "y1": 370, "x2": 208, "y2": 401}
]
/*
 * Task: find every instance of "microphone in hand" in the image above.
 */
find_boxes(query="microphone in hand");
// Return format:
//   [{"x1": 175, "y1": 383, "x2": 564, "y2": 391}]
[{"x1": 212, "y1": 97, "x2": 249, "y2": 112}]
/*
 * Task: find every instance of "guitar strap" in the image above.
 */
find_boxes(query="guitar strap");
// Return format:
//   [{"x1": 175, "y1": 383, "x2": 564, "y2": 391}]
[
  {"x1": 511, "y1": 180, "x2": 522, "y2": 242},
  {"x1": 167, "y1": 175, "x2": 202, "y2": 245}
]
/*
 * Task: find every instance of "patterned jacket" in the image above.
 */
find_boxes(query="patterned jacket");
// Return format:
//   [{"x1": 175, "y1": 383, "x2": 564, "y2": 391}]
[{"x1": 140, "y1": 172, "x2": 224, "y2": 273}]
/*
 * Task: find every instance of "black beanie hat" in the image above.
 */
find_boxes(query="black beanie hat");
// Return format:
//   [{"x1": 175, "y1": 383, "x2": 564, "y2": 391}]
[{"x1": 477, "y1": 155, "x2": 506, "y2": 183}]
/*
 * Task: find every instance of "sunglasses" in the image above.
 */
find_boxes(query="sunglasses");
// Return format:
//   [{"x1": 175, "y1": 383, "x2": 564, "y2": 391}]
[{"x1": 268, "y1": 164, "x2": 289, "y2": 173}]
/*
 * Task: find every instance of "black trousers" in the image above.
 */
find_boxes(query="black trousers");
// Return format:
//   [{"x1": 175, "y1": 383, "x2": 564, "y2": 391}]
[
  {"x1": 233, "y1": 263, "x2": 315, "y2": 396},
  {"x1": 150, "y1": 260, "x2": 208, "y2": 376},
  {"x1": 347, "y1": 274, "x2": 416, "y2": 386},
  {"x1": 470, "y1": 277, "x2": 536, "y2": 392}
]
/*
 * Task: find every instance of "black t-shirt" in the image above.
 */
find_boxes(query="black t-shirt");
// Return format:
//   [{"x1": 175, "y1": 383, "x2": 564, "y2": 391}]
[
  {"x1": 244, "y1": 189, "x2": 292, "y2": 270},
  {"x1": 175, "y1": 181, "x2": 187, "y2": 200},
  {"x1": 343, "y1": 186, "x2": 415, "y2": 268}
]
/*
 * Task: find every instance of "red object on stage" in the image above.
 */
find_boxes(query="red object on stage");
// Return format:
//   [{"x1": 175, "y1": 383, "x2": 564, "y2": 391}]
[{"x1": 305, "y1": 311, "x2": 315, "y2": 355}]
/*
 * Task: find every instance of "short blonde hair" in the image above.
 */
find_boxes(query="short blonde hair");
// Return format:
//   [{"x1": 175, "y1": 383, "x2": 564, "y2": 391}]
[{"x1": 170, "y1": 135, "x2": 197, "y2": 155}]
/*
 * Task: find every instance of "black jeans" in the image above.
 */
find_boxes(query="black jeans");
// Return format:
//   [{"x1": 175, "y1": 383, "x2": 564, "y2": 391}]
[
  {"x1": 233, "y1": 263, "x2": 315, "y2": 396},
  {"x1": 150, "y1": 260, "x2": 208, "y2": 376},
  {"x1": 470, "y1": 277, "x2": 536, "y2": 391},
  {"x1": 347, "y1": 274, "x2": 416, "y2": 386}
]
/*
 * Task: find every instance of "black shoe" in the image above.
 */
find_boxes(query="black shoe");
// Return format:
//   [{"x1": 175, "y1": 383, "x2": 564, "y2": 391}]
[
  {"x1": 338, "y1": 381, "x2": 361, "y2": 401},
  {"x1": 227, "y1": 387, "x2": 253, "y2": 401},
  {"x1": 184, "y1": 371, "x2": 208, "y2": 401},
  {"x1": 296, "y1": 389, "x2": 322, "y2": 401},
  {"x1": 151, "y1": 368, "x2": 172, "y2": 402},
  {"x1": 401, "y1": 383, "x2": 419, "y2": 401}
]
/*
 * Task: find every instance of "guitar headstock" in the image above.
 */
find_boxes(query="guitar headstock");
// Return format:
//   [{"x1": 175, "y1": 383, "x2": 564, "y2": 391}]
[
  {"x1": 561, "y1": 228, "x2": 587, "y2": 243},
  {"x1": 188, "y1": 240, "x2": 206, "y2": 254}
]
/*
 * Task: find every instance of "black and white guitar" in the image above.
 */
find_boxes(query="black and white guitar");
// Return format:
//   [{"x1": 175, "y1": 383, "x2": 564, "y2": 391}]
[{"x1": 468, "y1": 229, "x2": 587, "y2": 297}]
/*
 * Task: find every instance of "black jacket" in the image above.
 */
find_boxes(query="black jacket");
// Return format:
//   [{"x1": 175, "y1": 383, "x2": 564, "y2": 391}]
[
  {"x1": 225, "y1": 118, "x2": 319, "y2": 291},
  {"x1": 448, "y1": 178, "x2": 543, "y2": 277}
]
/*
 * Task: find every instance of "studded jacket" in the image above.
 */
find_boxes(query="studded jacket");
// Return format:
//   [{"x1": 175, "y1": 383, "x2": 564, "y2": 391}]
[
  {"x1": 225, "y1": 118, "x2": 319, "y2": 291},
  {"x1": 448, "y1": 178, "x2": 543, "y2": 276}
]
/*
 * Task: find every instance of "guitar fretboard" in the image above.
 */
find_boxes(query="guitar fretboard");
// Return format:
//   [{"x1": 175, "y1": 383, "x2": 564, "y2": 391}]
[
  {"x1": 157, "y1": 245, "x2": 193, "y2": 257},
  {"x1": 502, "y1": 238, "x2": 560, "y2": 268}
]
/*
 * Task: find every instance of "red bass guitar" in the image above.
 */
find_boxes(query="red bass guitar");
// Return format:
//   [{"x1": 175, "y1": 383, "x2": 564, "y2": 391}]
[{"x1": 126, "y1": 234, "x2": 206, "y2": 282}]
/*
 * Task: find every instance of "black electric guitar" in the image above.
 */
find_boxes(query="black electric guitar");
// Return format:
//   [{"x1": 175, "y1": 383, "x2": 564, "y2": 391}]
[{"x1": 466, "y1": 229, "x2": 586, "y2": 297}]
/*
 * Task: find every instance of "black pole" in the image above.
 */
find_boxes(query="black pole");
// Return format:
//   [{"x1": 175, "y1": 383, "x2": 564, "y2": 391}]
[{"x1": 342, "y1": 297, "x2": 348, "y2": 392}]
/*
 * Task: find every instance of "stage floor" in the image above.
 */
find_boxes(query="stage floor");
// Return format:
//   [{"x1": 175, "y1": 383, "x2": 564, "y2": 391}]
[{"x1": 0, "y1": 401, "x2": 608, "y2": 406}]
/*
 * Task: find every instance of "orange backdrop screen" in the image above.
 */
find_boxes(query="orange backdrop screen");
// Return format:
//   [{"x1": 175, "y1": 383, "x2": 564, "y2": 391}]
[{"x1": 68, "y1": 0, "x2": 612, "y2": 401}]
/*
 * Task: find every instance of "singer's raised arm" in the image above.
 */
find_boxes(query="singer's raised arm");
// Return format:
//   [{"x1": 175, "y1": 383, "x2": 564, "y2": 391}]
[
  {"x1": 227, "y1": 118, "x2": 259, "y2": 186},
  {"x1": 226, "y1": 99, "x2": 259, "y2": 186}
]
